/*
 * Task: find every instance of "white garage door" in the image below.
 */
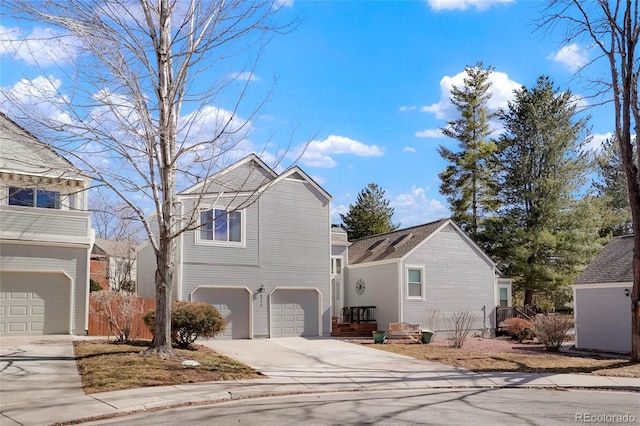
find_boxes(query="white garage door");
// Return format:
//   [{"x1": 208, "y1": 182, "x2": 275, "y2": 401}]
[
  {"x1": 271, "y1": 289, "x2": 319, "y2": 337},
  {"x1": 191, "y1": 287, "x2": 251, "y2": 339},
  {"x1": 0, "y1": 272, "x2": 71, "y2": 335}
]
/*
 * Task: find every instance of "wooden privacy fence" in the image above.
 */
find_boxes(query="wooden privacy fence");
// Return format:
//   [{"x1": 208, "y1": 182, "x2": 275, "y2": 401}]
[{"x1": 88, "y1": 296, "x2": 156, "y2": 340}]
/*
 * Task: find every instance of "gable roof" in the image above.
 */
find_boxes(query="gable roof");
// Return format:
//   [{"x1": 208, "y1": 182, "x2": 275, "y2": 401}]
[
  {"x1": 178, "y1": 153, "x2": 330, "y2": 201},
  {"x1": 264, "y1": 165, "x2": 331, "y2": 201},
  {"x1": 574, "y1": 235, "x2": 634, "y2": 285},
  {"x1": 348, "y1": 218, "x2": 451, "y2": 264},
  {"x1": 0, "y1": 112, "x2": 83, "y2": 181}
]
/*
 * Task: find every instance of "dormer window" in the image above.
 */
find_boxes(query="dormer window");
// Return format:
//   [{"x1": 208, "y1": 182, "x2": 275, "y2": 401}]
[{"x1": 9, "y1": 187, "x2": 60, "y2": 209}]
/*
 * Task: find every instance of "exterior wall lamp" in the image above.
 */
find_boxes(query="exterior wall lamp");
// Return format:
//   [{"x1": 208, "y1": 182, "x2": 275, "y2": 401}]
[
  {"x1": 257, "y1": 284, "x2": 265, "y2": 294},
  {"x1": 624, "y1": 288, "x2": 630, "y2": 297}
]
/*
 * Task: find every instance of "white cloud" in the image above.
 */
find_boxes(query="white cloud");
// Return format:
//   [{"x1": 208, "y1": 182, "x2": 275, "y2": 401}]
[
  {"x1": 229, "y1": 71, "x2": 261, "y2": 82},
  {"x1": 391, "y1": 185, "x2": 449, "y2": 227},
  {"x1": 402, "y1": 147, "x2": 416, "y2": 153},
  {"x1": 0, "y1": 76, "x2": 73, "y2": 125},
  {"x1": 297, "y1": 135, "x2": 384, "y2": 168},
  {"x1": 0, "y1": 25, "x2": 80, "y2": 66},
  {"x1": 399, "y1": 105, "x2": 417, "y2": 112},
  {"x1": 274, "y1": 0, "x2": 294, "y2": 8},
  {"x1": 415, "y1": 128, "x2": 444, "y2": 138},
  {"x1": 585, "y1": 132, "x2": 614, "y2": 153},
  {"x1": 427, "y1": 0, "x2": 513, "y2": 12},
  {"x1": 422, "y1": 68, "x2": 521, "y2": 121},
  {"x1": 331, "y1": 204, "x2": 349, "y2": 221},
  {"x1": 547, "y1": 44, "x2": 588, "y2": 71}
]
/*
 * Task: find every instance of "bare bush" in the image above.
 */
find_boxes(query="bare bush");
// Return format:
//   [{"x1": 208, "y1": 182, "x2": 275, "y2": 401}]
[
  {"x1": 446, "y1": 311, "x2": 476, "y2": 349},
  {"x1": 534, "y1": 314, "x2": 573, "y2": 352},
  {"x1": 90, "y1": 291, "x2": 144, "y2": 342},
  {"x1": 504, "y1": 317, "x2": 536, "y2": 342}
]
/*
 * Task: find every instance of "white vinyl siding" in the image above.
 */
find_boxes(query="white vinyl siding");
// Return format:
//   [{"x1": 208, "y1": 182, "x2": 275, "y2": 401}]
[
  {"x1": 0, "y1": 243, "x2": 90, "y2": 335},
  {"x1": 177, "y1": 165, "x2": 331, "y2": 339},
  {"x1": 402, "y1": 223, "x2": 495, "y2": 333},
  {"x1": 574, "y1": 286, "x2": 631, "y2": 353}
]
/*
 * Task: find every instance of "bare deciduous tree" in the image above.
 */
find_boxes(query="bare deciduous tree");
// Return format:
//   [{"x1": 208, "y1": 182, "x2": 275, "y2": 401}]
[
  {"x1": 2, "y1": 0, "x2": 293, "y2": 356},
  {"x1": 539, "y1": 0, "x2": 640, "y2": 361}
]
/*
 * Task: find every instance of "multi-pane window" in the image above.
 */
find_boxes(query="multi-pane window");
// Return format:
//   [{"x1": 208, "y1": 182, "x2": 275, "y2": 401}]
[
  {"x1": 407, "y1": 268, "x2": 423, "y2": 298},
  {"x1": 9, "y1": 187, "x2": 60, "y2": 209},
  {"x1": 200, "y1": 209, "x2": 242, "y2": 243}
]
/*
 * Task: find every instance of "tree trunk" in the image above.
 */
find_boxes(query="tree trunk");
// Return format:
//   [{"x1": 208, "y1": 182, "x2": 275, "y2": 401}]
[{"x1": 524, "y1": 289, "x2": 534, "y2": 307}]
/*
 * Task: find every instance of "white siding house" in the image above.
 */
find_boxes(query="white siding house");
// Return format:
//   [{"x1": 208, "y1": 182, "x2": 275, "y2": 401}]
[
  {"x1": 345, "y1": 219, "x2": 511, "y2": 336},
  {"x1": 0, "y1": 112, "x2": 93, "y2": 335},
  {"x1": 572, "y1": 235, "x2": 633, "y2": 354},
  {"x1": 137, "y1": 154, "x2": 332, "y2": 339}
]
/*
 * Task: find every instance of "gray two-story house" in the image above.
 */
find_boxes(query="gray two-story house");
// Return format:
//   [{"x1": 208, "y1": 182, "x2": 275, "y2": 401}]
[
  {"x1": 0, "y1": 112, "x2": 93, "y2": 335},
  {"x1": 137, "y1": 154, "x2": 333, "y2": 339}
]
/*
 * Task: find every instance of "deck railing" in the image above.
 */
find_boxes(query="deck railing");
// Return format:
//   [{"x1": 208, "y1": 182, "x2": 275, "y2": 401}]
[
  {"x1": 496, "y1": 305, "x2": 537, "y2": 324},
  {"x1": 341, "y1": 306, "x2": 376, "y2": 323}
]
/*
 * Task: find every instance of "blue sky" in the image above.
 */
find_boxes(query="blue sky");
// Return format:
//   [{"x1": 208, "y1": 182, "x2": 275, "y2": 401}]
[{"x1": 0, "y1": 0, "x2": 615, "y2": 227}]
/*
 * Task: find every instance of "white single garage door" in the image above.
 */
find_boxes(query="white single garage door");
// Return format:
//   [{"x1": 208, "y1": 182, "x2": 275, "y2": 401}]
[
  {"x1": 271, "y1": 289, "x2": 319, "y2": 337},
  {"x1": 0, "y1": 271, "x2": 71, "y2": 335},
  {"x1": 191, "y1": 287, "x2": 251, "y2": 339}
]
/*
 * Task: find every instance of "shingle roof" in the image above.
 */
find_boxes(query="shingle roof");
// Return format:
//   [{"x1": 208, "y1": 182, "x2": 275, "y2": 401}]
[
  {"x1": 348, "y1": 219, "x2": 450, "y2": 264},
  {"x1": 574, "y1": 235, "x2": 634, "y2": 285}
]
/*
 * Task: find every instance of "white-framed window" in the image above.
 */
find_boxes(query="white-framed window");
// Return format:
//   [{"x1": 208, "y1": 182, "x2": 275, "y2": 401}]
[
  {"x1": 197, "y1": 208, "x2": 244, "y2": 246},
  {"x1": 8, "y1": 187, "x2": 60, "y2": 209},
  {"x1": 499, "y1": 287, "x2": 509, "y2": 307},
  {"x1": 331, "y1": 257, "x2": 343, "y2": 276},
  {"x1": 406, "y1": 266, "x2": 424, "y2": 299}
]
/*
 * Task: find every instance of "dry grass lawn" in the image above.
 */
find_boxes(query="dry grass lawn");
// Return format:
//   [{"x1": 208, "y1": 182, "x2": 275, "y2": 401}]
[
  {"x1": 73, "y1": 340, "x2": 263, "y2": 394},
  {"x1": 355, "y1": 337, "x2": 640, "y2": 378}
]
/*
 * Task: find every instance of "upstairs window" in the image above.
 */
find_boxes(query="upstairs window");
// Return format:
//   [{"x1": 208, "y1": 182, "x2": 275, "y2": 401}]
[
  {"x1": 9, "y1": 187, "x2": 60, "y2": 209},
  {"x1": 199, "y1": 209, "x2": 242, "y2": 244}
]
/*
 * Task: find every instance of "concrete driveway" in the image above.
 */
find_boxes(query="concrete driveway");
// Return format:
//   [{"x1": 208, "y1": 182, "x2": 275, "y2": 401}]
[
  {"x1": 0, "y1": 335, "x2": 107, "y2": 425},
  {"x1": 199, "y1": 337, "x2": 493, "y2": 389}
]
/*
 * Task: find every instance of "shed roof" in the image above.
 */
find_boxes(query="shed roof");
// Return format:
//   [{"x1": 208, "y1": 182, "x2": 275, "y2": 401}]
[
  {"x1": 574, "y1": 235, "x2": 634, "y2": 285},
  {"x1": 348, "y1": 218, "x2": 449, "y2": 264}
]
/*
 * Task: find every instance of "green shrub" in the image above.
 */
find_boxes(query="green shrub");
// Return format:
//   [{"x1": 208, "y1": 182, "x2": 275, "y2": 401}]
[
  {"x1": 143, "y1": 301, "x2": 225, "y2": 348},
  {"x1": 90, "y1": 279, "x2": 103, "y2": 292},
  {"x1": 503, "y1": 317, "x2": 536, "y2": 342},
  {"x1": 534, "y1": 314, "x2": 573, "y2": 352}
]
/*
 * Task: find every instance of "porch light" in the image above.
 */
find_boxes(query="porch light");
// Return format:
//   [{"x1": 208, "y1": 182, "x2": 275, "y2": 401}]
[
  {"x1": 257, "y1": 284, "x2": 265, "y2": 294},
  {"x1": 624, "y1": 288, "x2": 630, "y2": 297}
]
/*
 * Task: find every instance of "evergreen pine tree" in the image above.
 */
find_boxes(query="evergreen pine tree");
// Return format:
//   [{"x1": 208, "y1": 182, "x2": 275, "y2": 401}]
[
  {"x1": 593, "y1": 137, "x2": 633, "y2": 236},
  {"x1": 340, "y1": 183, "x2": 398, "y2": 240},
  {"x1": 438, "y1": 62, "x2": 498, "y2": 240},
  {"x1": 492, "y1": 76, "x2": 590, "y2": 307}
]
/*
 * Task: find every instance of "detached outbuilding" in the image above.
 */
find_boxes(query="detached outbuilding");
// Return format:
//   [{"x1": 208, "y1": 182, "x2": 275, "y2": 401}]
[{"x1": 572, "y1": 235, "x2": 633, "y2": 354}]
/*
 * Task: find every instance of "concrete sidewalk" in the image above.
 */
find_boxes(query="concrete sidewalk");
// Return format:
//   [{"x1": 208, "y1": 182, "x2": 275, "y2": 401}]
[{"x1": 1, "y1": 336, "x2": 639, "y2": 426}]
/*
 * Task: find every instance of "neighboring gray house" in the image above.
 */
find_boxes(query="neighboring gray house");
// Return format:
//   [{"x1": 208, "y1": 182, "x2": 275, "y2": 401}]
[
  {"x1": 0, "y1": 112, "x2": 93, "y2": 335},
  {"x1": 137, "y1": 154, "x2": 333, "y2": 339},
  {"x1": 345, "y1": 219, "x2": 511, "y2": 336},
  {"x1": 572, "y1": 235, "x2": 633, "y2": 354}
]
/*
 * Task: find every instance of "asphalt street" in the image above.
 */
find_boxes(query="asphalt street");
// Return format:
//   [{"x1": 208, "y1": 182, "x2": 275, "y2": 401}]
[{"x1": 87, "y1": 388, "x2": 640, "y2": 426}]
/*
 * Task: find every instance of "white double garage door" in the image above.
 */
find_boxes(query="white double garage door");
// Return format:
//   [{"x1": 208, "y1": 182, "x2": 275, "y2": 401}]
[
  {"x1": 192, "y1": 287, "x2": 320, "y2": 339},
  {"x1": 0, "y1": 271, "x2": 71, "y2": 335}
]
